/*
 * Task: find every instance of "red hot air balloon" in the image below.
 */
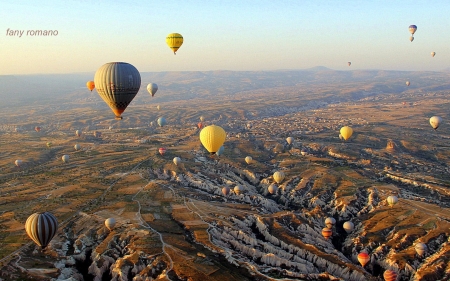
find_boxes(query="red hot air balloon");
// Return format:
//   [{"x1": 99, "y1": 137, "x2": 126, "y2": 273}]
[
  {"x1": 198, "y1": 122, "x2": 204, "y2": 129},
  {"x1": 35, "y1": 126, "x2": 41, "y2": 132},
  {"x1": 357, "y1": 252, "x2": 370, "y2": 267},
  {"x1": 159, "y1": 147, "x2": 166, "y2": 156}
]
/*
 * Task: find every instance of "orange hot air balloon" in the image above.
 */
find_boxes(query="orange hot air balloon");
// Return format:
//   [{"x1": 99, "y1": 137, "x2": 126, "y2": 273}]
[
  {"x1": 86, "y1": 81, "x2": 95, "y2": 92},
  {"x1": 35, "y1": 126, "x2": 41, "y2": 132},
  {"x1": 321, "y1": 228, "x2": 332, "y2": 239},
  {"x1": 383, "y1": 270, "x2": 397, "y2": 281},
  {"x1": 198, "y1": 122, "x2": 203, "y2": 129},
  {"x1": 357, "y1": 252, "x2": 370, "y2": 267},
  {"x1": 159, "y1": 147, "x2": 166, "y2": 156}
]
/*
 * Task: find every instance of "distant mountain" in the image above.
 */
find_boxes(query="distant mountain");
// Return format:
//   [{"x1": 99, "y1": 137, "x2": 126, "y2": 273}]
[{"x1": 304, "y1": 66, "x2": 332, "y2": 72}]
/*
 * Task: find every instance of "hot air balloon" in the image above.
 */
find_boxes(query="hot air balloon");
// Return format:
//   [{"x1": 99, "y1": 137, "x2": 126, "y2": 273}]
[
  {"x1": 35, "y1": 126, "x2": 41, "y2": 132},
  {"x1": 157, "y1": 105, "x2": 160, "y2": 110},
  {"x1": 200, "y1": 116, "x2": 205, "y2": 122},
  {"x1": 166, "y1": 33, "x2": 183, "y2": 54},
  {"x1": 429, "y1": 116, "x2": 442, "y2": 130},
  {"x1": 147, "y1": 83, "x2": 158, "y2": 97},
  {"x1": 159, "y1": 147, "x2": 166, "y2": 156},
  {"x1": 286, "y1": 137, "x2": 294, "y2": 145},
  {"x1": 406, "y1": 81, "x2": 410, "y2": 86},
  {"x1": 62, "y1": 155, "x2": 69, "y2": 163},
  {"x1": 245, "y1": 156, "x2": 253, "y2": 164},
  {"x1": 109, "y1": 126, "x2": 113, "y2": 130},
  {"x1": 74, "y1": 144, "x2": 81, "y2": 151},
  {"x1": 273, "y1": 171, "x2": 285, "y2": 183},
  {"x1": 93, "y1": 131, "x2": 102, "y2": 138},
  {"x1": 199, "y1": 125, "x2": 226, "y2": 154},
  {"x1": 173, "y1": 157, "x2": 181, "y2": 165},
  {"x1": 409, "y1": 36, "x2": 414, "y2": 42},
  {"x1": 234, "y1": 185, "x2": 243, "y2": 195},
  {"x1": 357, "y1": 252, "x2": 370, "y2": 267},
  {"x1": 415, "y1": 242, "x2": 427, "y2": 256},
  {"x1": 158, "y1": 117, "x2": 167, "y2": 127},
  {"x1": 322, "y1": 228, "x2": 332, "y2": 239},
  {"x1": 222, "y1": 186, "x2": 230, "y2": 196},
  {"x1": 198, "y1": 122, "x2": 204, "y2": 129},
  {"x1": 216, "y1": 145, "x2": 224, "y2": 156},
  {"x1": 431, "y1": 52, "x2": 436, "y2": 57},
  {"x1": 409, "y1": 25, "x2": 417, "y2": 35},
  {"x1": 15, "y1": 159, "x2": 23, "y2": 167},
  {"x1": 94, "y1": 62, "x2": 141, "y2": 120},
  {"x1": 387, "y1": 195, "x2": 398, "y2": 207},
  {"x1": 246, "y1": 123, "x2": 252, "y2": 129},
  {"x1": 75, "y1": 130, "x2": 82, "y2": 137},
  {"x1": 343, "y1": 221, "x2": 354, "y2": 234},
  {"x1": 340, "y1": 126, "x2": 353, "y2": 141},
  {"x1": 105, "y1": 218, "x2": 116, "y2": 231},
  {"x1": 348, "y1": 62, "x2": 351, "y2": 66},
  {"x1": 383, "y1": 270, "x2": 398, "y2": 281},
  {"x1": 268, "y1": 183, "x2": 278, "y2": 195},
  {"x1": 325, "y1": 217, "x2": 336, "y2": 229},
  {"x1": 25, "y1": 212, "x2": 58, "y2": 249},
  {"x1": 86, "y1": 81, "x2": 95, "y2": 92},
  {"x1": 46, "y1": 142, "x2": 52, "y2": 148}
]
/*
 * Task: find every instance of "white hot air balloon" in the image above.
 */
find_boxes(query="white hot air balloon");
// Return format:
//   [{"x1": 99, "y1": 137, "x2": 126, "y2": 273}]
[
  {"x1": 105, "y1": 218, "x2": 116, "y2": 231},
  {"x1": 62, "y1": 155, "x2": 69, "y2": 163},
  {"x1": 387, "y1": 195, "x2": 398, "y2": 207},
  {"x1": 268, "y1": 183, "x2": 278, "y2": 194},
  {"x1": 147, "y1": 83, "x2": 158, "y2": 97},
  {"x1": 429, "y1": 116, "x2": 442, "y2": 130},
  {"x1": 15, "y1": 159, "x2": 23, "y2": 167},
  {"x1": 234, "y1": 185, "x2": 243, "y2": 195},
  {"x1": 325, "y1": 217, "x2": 336, "y2": 229},
  {"x1": 74, "y1": 144, "x2": 81, "y2": 151},
  {"x1": 415, "y1": 242, "x2": 427, "y2": 256},
  {"x1": 173, "y1": 157, "x2": 181, "y2": 166},
  {"x1": 343, "y1": 221, "x2": 354, "y2": 234}
]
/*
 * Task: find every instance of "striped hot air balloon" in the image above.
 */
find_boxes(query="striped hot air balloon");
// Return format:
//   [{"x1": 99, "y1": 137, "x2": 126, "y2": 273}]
[
  {"x1": 166, "y1": 33, "x2": 183, "y2": 54},
  {"x1": 25, "y1": 212, "x2": 58, "y2": 248},
  {"x1": 322, "y1": 228, "x2": 332, "y2": 239},
  {"x1": 383, "y1": 270, "x2": 398, "y2": 281}
]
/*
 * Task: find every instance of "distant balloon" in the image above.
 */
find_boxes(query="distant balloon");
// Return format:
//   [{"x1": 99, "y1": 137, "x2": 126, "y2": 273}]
[
  {"x1": 245, "y1": 156, "x2": 253, "y2": 164},
  {"x1": 105, "y1": 218, "x2": 116, "y2": 231},
  {"x1": 429, "y1": 116, "x2": 442, "y2": 130},
  {"x1": 199, "y1": 125, "x2": 226, "y2": 154},
  {"x1": 25, "y1": 212, "x2": 58, "y2": 248},
  {"x1": 343, "y1": 221, "x2": 354, "y2": 234},
  {"x1": 94, "y1": 62, "x2": 141, "y2": 120},
  {"x1": 157, "y1": 105, "x2": 160, "y2": 110},
  {"x1": 339, "y1": 134, "x2": 344, "y2": 141},
  {"x1": 35, "y1": 126, "x2": 41, "y2": 132},
  {"x1": 158, "y1": 117, "x2": 167, "y2": 127},
  {"x1": 386, "y1": 195, "x2": 398, "y2": 207},
  {"x1": 409, "y1": 36, "x2": 414, "y2": 42},
  {"x1": 200, "y1": 116, "x2": 205, "y2": 122},
  {"x1": 325, "y1": 217, "x2": 336, "y2": 229},
  {"x1": 300, "y1": 149, "x2": 308, "y2": 156},
  {"x1": 340, "y1": 126, "x2": 353, "y2": 141},
  {"x1": 286, "y1": 137, "x2": 294, "y2": 145},
  {"x1": 273, "y1": 171, "x2": 285, "y2": 184},
  {"x1": 149, "y1": 122, "x2": 154, "y2": 127},
  {"x1": 246, "y1": 123, "x2": 252, "y2": 129},
  {"x1": 268, "y1": 183, "x2": 278, "y2": 195},
  {"x1": 348, "y1": 62, "x2": 351, "y2": 66},
  {"x1": 147, "y1": 83, "x2": 158, "y2": 97},
  {"x1": 75, "y1": 130, "x2": 82, "y2": 137},
  {"x1": 415, "y1": 242, "x2": 427, "y2": 256},
  {"x1": 357, "y1": 252, "x2": 370, "y2": 267},
  {"x1": 109, "y1": 126, "x2": 113, "y2": 130},
  {"x1": 86, "y1": 81, "x2": 95, "y2": 92},
  {"x1": 15, "y1": 159, "x2": 23, "y2": 167},
  {"x1": 383, "y1": 270, "x2": 398, "y2": 281},
  {"x1": 234, "y1": 185, "x2": 243, "y2": 195},
  {"x1": 74, "y1": 144, "x2": 81, "y2": 151},
  {"x1": 406, "y1": 81, "x2": 410, "y2": 86},
  {"x1": 166, "y1": 33, "x2": 183, "y2": 54},
  {"x1": 198, "y1": 122, "x2": 204, "y2": 130},
  {"x1": 93, "y1": 131, "x2": 102, "y2": 138},
  {"x1": 431, "y1": 52, "x2": 436, "y2": 57},
  {"x1": 409, "y1": 25, "x2": 417, "y2": 35},
  {"x1": 46, "y1": 142, "x2": 52, "y2": 148},
  {"x1": 216, "y1": 145, "x2": 225, "y2": 156},
  {"x1": 159, "y1": 147, "x2": 166, "y2": 156},
  {"x1": 321, "y1": 228, "x2": 332, "y2": 239},
  {"x1": 222, "y1": 186, "x2": 230, "y2": 196},
  {"x1": 62, "y1": 155, "x2": 69, "y2": 163},
  {"x1": 173, "y1": 157, "x2": 181, "y2": 165}
]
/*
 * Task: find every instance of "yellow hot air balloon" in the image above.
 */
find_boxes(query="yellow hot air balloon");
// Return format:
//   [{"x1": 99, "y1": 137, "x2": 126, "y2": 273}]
[
  {"x1": 94, "y1": 62, "x2": 141, "y2": 120},
  {"x1": 199, "y1": 125, "x2": 226, "y2": 154},
  {"x1": 86, "y1": 81, "x2": 95, "y2": 92},
  {"x1": 340, "y1": 126, "x2": 353, "y2": 141},
  {"x1": 166, "y1": 33, "x2": 183, "y2": 55},
  {"x1": 273, "y1": 171, "x2": 285, "y2": 184}
]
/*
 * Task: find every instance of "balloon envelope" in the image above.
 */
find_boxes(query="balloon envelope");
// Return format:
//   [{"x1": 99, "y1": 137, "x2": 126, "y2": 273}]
[
  {"x1": 387, "y1": 195, "x2": 398, "y2": 207},
  {"x1": 86, "y1": 81, "x2": 95, "y2": 92},
  {"x1": 25, "y1": 212, "x2": 58, "y2": 248},
  {"x1": 409, "y1": 25, "x2": 417, "y2": 35},
  {"x1": 273, "y1": 171, "x2": 285, "y2": 183},
  {"x1": 75, "y1": 130, "x2": 82, "y2": 137},
  {"x1": 159, "y1": 147, "x2": 166, "y2": 156},
  {"x1": 222, "y1": 186, "x2": 230, "y2": 196},
  {"x1": 286, "y1": 137, "x2": 294, "y2": 145},
  {"x1": 321, "y1": 228, "x2": 332, "y2": 239},
  {"x1": 105, "y1": 218, "x2": 116, "y2": 231},
  {"x1": 340, "y1": 126, "x2": 353, "y2": 141},
  {"x1": 415, "y1": 242, "x2": 427, "y2": 256},
  {"x1": 35, "y1": 126, "x2": 41, "y2": 132},
  {"x1": 200, "y1": 125, "x2": 226, "y2": 154},
  {"x1": 166, "y1": 33, "x2": 183, "y2": 54},
  {"x1": 429, "y1": 116, "x2": 442, "y2": 130},
  {"x1": 431, "y1": 52, "x2": 436, "y2": 57},
  {"x1": 357, "y1": 252, "x2": 370, "y2": 267},
  {"x1": 348, "y1": 62, "x2": 351, "y2": 66},
  {"x1": 234, "y1": 185, "x2": 243, "y2": 195},
  {"x1": 325, "y1": 217, "x2": 336, "y2": 229},
  {"x1": 94, "y1": 62, "x2": 141, "y2": 120},
  {"x1": 216, "y1": 145, "x2": 224, "y2": 156},
  {"x1": 15, "y1": 159, "x2": 23, "y2": 167},
  {"x1": 147, "y1": 83, "x2": 158, "y2": 97},
  {"x1": 62, "y1": 155, "x2": 69, "y2": 163},
  {"x1": 245, "y1": 156, "x2": 253, "y2": 164},
  {"x1": 158, "y1": 117, "x2": 167, "y2": 127},
  {"x1": 173, "y1": 157, "x2": 181, "y2": 165},
  {"x1": 406, "y1": 81, "x2": 410, "y2": 86},
  {"x1": 74, "y1": 144, "x2": 81, "y2": 151},
  {"x1": 268, "y1": 183, "x2": 278, "y2": 194},
  {"x1": 343, "y1": 221, "x2": 354, "y2": 234},
  {"x1": 383, "y1": 270, "x2": 398, "y2": 281}
]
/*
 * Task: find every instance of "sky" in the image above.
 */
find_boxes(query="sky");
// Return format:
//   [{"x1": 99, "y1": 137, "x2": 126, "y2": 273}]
[{"x1": 1, "y1": 0, "x2": 450, "y2": 75}]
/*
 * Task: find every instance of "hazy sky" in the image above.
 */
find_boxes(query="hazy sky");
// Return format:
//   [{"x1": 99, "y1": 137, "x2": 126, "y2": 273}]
[{"x1": 1, "y1": 0, "x2": 450, "y2": 75}]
